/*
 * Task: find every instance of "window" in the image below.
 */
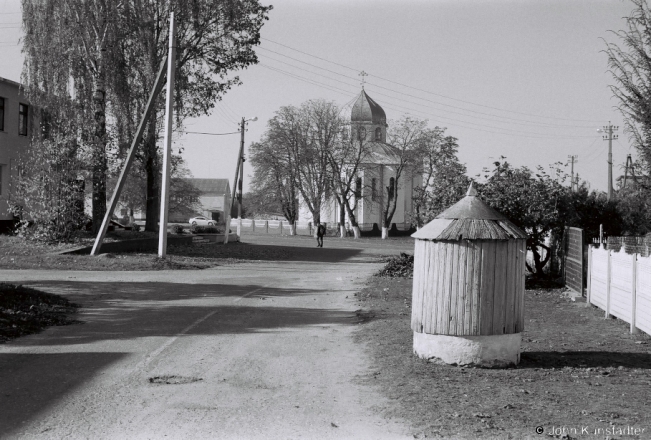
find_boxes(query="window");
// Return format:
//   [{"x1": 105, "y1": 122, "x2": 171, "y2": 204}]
[
  {"x1": 0, "y1": 165, "x2": 4, "y2": 196},
  {"x1": 355, "y1": 177, "x2": 362, "y2": 198},
  {"x1": 358, "y1": 126, "x2": 366, "y2": 140},
  {"x1": 375, "y1": 127, "x2": 381, "y2": 141},
  {"x1": 388, "y1": 177, "x2": 395, "y2": 200},
  {"x1": 18, "y1": 103, "x2": 28, "y2": 136},
  {"x1": 0, "y1": 97, "x2": 4, "y2": 131},
  {"x1": 371, "y1": 178, "x2": 377, "y2": 201}
]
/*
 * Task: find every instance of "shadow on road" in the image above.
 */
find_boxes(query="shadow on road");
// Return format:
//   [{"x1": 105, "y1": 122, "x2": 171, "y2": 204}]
[
  {"x1": 0, "y1": 352, "x2": 128, "y2": 437},
  {"x1": 11, "y1": 281, "x2": 362, "y2": 347},
  {"x1": 170, "y1": 241, "x2": 367, "y2": 263},
  {"x1": 520, "y1": 351, "x2": 651, "y2": 369}
]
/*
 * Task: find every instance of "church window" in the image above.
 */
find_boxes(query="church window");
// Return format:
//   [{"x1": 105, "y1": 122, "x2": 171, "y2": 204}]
[
  {"x1": 375, "y1": 127, "x2": 381, "y2": 140},
  {"x1": 341, "y1": 128, "x2": 348, "y2": 140},
  {"x1": 358, "y1": 126, "x2": 366, "y2": 140},
  {"x1": 371, "y1": 178, "x2": 377, "y2": 201},
  {"x1": 355, "y1": 177, "x2": 362, "y2": 198},
  {"x1": 388, "y1": 177, "x2": 395, "y2": 200}
]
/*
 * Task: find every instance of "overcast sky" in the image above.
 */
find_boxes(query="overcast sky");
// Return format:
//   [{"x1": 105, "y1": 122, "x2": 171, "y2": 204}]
[{"x1": 0, "y1": 0, "x2": 637, "y2": 193}]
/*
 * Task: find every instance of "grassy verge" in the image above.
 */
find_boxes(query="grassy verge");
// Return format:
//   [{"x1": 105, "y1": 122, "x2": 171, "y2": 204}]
[
  {"x1": 355, "y1": 263, "x2": 651, "y2": 439},
  {"x1": 0, "y1": 283, "x2": 80, "y2": 343}
]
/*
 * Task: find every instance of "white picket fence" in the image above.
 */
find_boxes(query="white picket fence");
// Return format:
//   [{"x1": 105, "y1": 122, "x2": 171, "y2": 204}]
[{"x1": 588, "y1": 245, "x2": 651, "y2": 335}]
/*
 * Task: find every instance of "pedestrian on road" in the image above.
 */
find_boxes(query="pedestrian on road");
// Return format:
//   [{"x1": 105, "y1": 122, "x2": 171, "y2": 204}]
[{"x1": 316, "y1": 222, "x2": 326, "y2": 247}]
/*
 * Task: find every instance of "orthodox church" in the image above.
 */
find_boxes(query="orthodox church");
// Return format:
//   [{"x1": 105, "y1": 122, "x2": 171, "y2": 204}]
[{"x1": 300, "y1": 88, "x2": 422, "y2": 235}]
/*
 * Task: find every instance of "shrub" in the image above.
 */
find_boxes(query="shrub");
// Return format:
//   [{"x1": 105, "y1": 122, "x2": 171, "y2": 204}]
[
  {"x1": 191, "y1": 225, "x2": 220, "y2": 234},
  {"x1": 171, "y1": 224, "x2": 185, "y2": 234},
  {"x1": 132, "y1": 223, "x2": 141, "y2": 232}
]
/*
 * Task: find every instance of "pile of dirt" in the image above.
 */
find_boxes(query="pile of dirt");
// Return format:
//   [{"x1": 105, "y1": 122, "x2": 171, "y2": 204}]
[
  {"x1": 0, "y1": 283, "x2": 80, "y2": 343},
  {"x1": 354, "y1": 276, "x2": 651, "y2": 439},
  {"x1": 375, "y1": 253, "x2": 413, "y2": 278}
]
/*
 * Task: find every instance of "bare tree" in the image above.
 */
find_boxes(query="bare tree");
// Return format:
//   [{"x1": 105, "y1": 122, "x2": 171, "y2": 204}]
[{"x1": 381, "y1": 116, "x2": 428, "y2": 239}]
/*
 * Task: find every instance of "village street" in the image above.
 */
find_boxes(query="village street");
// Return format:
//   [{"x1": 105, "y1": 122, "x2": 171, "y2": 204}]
[{"x1": 0, "y1": 237, "x2": 413, "y2": 439}]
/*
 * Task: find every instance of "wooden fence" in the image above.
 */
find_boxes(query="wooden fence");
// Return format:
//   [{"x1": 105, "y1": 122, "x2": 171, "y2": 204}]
[
  {"x1": 588, "y1": 245, "x2": 651, "y2": 336},
  {"x1": 563, "y1": 227, "x2": 584, "y2": 294}
]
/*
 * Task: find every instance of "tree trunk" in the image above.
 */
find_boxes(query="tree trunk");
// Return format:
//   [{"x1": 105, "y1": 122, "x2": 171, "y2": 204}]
[
  {"x1": 382, "y1": 226, "x2": 389, "y2": 239},
  {"x1": 288, "y1": 223, "x2": 296, "y2": 236},
  {"x1": 352, "y1": 225, "x2": 361, "y2": 239},
  {"x1": 91, "y1": 77, "x2": 107, "y2": 234},
  {"x1": 144, "y1": 115, "x2": 159, "y2": 232},
  {"x1": 340, "y1": 224, "x2": 346, "y2": 238}
]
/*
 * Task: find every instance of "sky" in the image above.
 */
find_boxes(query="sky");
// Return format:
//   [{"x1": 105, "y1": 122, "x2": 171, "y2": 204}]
[{"x1": 0, "y1": 0, "x2": 638, "y2": 193}]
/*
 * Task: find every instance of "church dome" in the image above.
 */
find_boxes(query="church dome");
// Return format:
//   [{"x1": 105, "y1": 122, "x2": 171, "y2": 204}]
[{"x1": 350, "y1": 89, "x2": 387, "y2": 125}]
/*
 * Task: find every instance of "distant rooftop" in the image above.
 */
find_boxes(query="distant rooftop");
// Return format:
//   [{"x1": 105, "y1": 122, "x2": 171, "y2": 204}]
[{"x1": 185, "y1": 178, "x2": 230, "y2": 195}]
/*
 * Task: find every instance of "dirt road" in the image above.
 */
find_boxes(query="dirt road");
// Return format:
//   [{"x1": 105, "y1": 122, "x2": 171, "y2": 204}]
[{"x1": 0, "y1": 238, "x2": 413, "y2": 439}]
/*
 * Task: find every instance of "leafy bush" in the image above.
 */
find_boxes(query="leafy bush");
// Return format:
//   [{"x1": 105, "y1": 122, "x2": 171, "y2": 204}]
[
  {"x1": 132, "y1": 223, "x2": 141, "y2": 232},
  {"x1": 191, "y1": 225, "x2": 220, "y2": 234},
  {"x1": 376, "y1": 253, "x2": 414, "y2": 278},
  {"x1": 171, "y1": 224, "x2": 185, "y2": 234}
]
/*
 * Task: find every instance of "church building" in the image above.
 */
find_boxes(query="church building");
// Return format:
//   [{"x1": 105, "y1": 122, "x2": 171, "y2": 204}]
[{"x1": 300, "y1": 89, "x2": 422, "y2": 236}]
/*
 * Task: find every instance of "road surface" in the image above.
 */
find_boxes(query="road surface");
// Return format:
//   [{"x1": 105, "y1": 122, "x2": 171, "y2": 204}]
[{"x1": 0, "y1": 237, "x2": 414, "y2": 439}]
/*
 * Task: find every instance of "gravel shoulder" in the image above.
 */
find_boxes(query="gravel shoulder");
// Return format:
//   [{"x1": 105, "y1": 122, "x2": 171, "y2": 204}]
[{"x1": 355, "y1": 276, "x2": 651, "y2": 439}]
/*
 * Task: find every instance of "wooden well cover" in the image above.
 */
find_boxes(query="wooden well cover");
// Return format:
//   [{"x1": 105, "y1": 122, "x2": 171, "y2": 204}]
[{"x1": 411, "y1": 184, "x2": 527, "y2": 336}]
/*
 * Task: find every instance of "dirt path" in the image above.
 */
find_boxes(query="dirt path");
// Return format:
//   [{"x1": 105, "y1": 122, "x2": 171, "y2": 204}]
[{"x1": 0, "y1": 259, "x2": 412, "y2": 439}]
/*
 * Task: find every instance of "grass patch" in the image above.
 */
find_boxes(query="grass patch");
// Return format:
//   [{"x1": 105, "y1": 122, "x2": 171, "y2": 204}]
[
  {"x1": 354, "y1": 271, "x2": 651, "y2": 439},
  {"x1": 0, "y1": 283, "x2": 80, "y2": 343}
]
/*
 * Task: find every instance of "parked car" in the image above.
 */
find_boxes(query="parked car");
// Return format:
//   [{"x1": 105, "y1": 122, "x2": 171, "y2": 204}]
[{"x1": 189, "y1": 216, "x2": 215, "y2": 226}]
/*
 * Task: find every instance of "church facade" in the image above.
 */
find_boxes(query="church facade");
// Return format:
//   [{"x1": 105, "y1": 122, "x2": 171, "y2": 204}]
[{"x1": 299, "y1": 89, "x2": 422, "y2": 235}]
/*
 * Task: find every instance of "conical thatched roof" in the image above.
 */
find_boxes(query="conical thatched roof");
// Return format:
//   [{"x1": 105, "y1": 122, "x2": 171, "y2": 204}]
[{"x1": 412, "y1": 183, "x2": 527, "y2": 240}]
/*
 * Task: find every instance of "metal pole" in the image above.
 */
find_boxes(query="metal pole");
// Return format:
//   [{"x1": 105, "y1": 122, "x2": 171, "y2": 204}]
[
  {"x1": 158, "y1": 12, "x2": 177, "y2": 258},
  {"x1": 607, "y1": 125, "x2": 613, "y2": 201}
]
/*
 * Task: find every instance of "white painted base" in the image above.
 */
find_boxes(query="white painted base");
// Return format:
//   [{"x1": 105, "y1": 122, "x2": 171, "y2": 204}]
[{"x1": 413, "y1": 332, "x2": 521, "y2": 368}]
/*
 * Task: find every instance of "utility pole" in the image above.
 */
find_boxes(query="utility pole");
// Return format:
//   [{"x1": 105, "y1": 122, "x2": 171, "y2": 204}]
[
  {"x1": 568, "y1": 155, "x2": 578, "y2": 192},
  {"x1": 600, "y1": 122, "x2": 618, "y2": 201},
  {"x1": 158, "y1": 12, "x2": 176, "y2": 258},
  {"x1": 227, "y1": 116, "x2": 256, "y2": 243}
]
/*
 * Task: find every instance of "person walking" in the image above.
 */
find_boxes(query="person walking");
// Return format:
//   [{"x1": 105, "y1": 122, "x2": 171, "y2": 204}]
[{"x1": 316, "y1": 222, "x2": 326, "y2": 248}]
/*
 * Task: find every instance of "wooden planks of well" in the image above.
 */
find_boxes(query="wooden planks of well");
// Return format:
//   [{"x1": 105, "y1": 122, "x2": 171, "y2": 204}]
[{"x1": 411, "y1": 238, "x2": 526, "y2": 336}]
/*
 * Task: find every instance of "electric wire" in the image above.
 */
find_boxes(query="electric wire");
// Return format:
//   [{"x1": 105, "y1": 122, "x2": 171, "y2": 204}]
[
  {"x1": 258, "y1": 62, "x2": 598, "y2": 140},
  {"x1": 258, "y1": 46, "x2": 596, "y2": 129},
  {"x1": 261, "y1": 37, "x2": 604, "y2": 124},
  {"x1": 258, "y1": 51, "x2": 596, "y2": 131}
]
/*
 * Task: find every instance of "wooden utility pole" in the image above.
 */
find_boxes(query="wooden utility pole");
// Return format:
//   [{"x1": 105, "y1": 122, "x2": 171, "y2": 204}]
[
  {"x1": 623, "y1": 154, "x2": 633, "y2": 188},
  {"x1": 227, "y1": 116, "x2": 256, "y2": 242},
  {"x1": 601, "y1": 123, "x2": 618, "y2": 201},
  {"x1": 158, "y1": 12, "x2": 177, "y2": 258},
  {"x1": 568, "y1": 155, "x2": 578, "y2": 192},
  {"x1": 90, "y1": 56, "x2": 169, "y2": 255}
]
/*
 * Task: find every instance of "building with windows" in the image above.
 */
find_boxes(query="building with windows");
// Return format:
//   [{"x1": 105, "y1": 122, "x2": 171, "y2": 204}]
[
  {"x1": 0, "y1": 77, "x2": 32, "y2": 232},
  {"x1": 299, "y1": 89, "x2": 422, "y2": 233}
]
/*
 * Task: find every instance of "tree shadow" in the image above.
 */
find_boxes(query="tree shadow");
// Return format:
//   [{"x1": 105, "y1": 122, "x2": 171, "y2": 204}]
[
  {"x1": 0, "y1": 352, "x2": 128, "y2": 437},
  {"x1": 170, "y1": 242, "x2": 366, "y2": 263},
  {"x1": 13, "y1": 281, "x2": 362, "y2": 347},
  {"x1": 520, "y1": 351, "x2": 651, "y2": 369}
]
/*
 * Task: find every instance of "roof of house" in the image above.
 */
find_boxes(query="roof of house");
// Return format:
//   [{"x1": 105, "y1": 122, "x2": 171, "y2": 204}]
[
  {"x1": 185, "y1": 178, "x2": 230, "y2": 196},
  {"x1": 412, "y1": 183, "x2": 527, "y2": 240}
]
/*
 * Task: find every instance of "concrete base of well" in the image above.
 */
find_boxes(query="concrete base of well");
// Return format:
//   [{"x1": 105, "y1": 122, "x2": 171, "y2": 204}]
[{"x1": 413, "y1": 332, "x2": 521, "y2": 368}]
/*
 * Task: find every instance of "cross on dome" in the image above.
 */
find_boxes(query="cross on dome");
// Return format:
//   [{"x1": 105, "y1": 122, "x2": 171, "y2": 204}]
[{"x1": 359, "y1": 70, "x2": 368, "y2": 89}]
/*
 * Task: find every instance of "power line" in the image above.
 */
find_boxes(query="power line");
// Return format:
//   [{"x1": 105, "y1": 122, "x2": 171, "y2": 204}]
[
  {"x1": 184, "y1": 130, "x2": 240, "y2": 136},
  {"x1": 258, "y1": 62, "x2": 597, "y2": 140},
  {"x1": 258, "y1": 51, "x2": 595, "y2": 131},
  {"x1": 258, "y1": 47, "x2": 595, "y2": 130},
  {"x1": 261, "y1": 37, "x2": 604, "y2": 124}
]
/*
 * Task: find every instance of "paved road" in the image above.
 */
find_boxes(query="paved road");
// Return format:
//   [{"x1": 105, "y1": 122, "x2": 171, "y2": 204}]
[{"x1": 0, "y1": 237, "x2": 414, "y2": 439}]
